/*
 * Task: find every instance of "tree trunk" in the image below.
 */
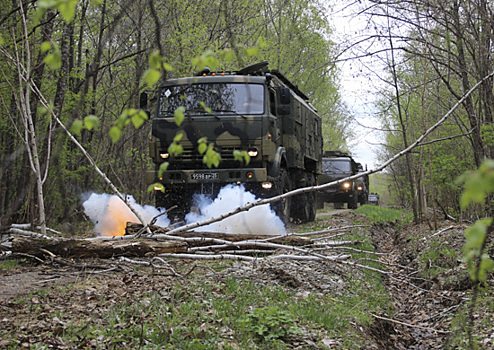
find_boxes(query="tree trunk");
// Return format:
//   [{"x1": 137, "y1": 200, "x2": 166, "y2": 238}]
[{"x1": 11, "y1": 236, "x2": 187, "y2": 259}]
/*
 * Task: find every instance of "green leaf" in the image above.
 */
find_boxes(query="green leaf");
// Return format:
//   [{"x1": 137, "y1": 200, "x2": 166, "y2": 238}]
[
  {"x1": 460, "y1": 159, "x2": 494, "y2": 209},
  {"x1": 69, "y1": 119, "x2": 83, "y2": 135},
  {"x1": 43, "y1": 50, "x2": 62, "y2": 70},
  {"x1": 147, "y1": 183, "x2": 165, "y2": 193},
  {"x1": 0, "y1": 34, "x2": 4, "y2": 46},
  {"x1": 174, "y1": 106, "x2": 185, "y2": 126},
  {"x1": 131, "y1": 113, "x2": 145, "y2": 128},
  {"x1": 478, "y1": 255, "x2": 494, "y2": 282},
  {"x1": 158, "y1": 162, "x2": 169, "y2": 178},
  {"x1": 109, "y1": 126, "x2": 122, "y2": 143},
  {"x1": 84, "y1": 115, "x2": 99, "y2": 131},
  {"x1": 149, "y1": 51, "x2": 161, "y2": 69},
  {"x1": 162, "y1": 62, "x2": 174, "y2": 71},
  {"x1": 58, "y1": 0, "x2": 78, "y2": 23},
  {"x1": 40, "y1": 41, "x2": 52, "y2": 53},
  {"x1": 142, "y1": 68, "x2": 161, "y2": 89},
  {"x1": 173, "y1": 133, "x2": 183, "y2": 142},
  {"x1": 198, "y1": 143, "x2": 207, "y2": 154},
  {"x1": 199, "y1": 101, "x2": 211, "y2": 113}
]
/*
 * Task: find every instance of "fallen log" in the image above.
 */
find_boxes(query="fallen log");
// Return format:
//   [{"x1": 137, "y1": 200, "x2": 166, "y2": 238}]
[
  {"x1": 125, "y1": 222, "x2": 311, "y2": 246},
  {"x1": 11, "y1": 236, "x2": 187, "y2": 259}
]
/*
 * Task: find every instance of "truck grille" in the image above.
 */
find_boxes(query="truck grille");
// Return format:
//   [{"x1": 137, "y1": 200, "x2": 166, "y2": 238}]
[{"x1": 167, "y1": 147, "x2": 246, "y2": 170}]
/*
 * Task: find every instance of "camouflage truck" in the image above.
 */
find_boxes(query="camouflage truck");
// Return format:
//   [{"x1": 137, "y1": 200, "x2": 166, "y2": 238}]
[
  {"x1": 145, "y1": 62, "x2": 323, "y2": 223},
  {"x1": 316, "y1": 151, "x2": 361, "y2": 209}
]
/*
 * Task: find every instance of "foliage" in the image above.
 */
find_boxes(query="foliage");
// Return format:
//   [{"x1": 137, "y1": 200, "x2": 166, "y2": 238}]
[
  {"x1": 241, "y1": 306, "x2": 300, "y2": 342},
  {"x1": 458, "y1": 159, "x2": 494, "y2": 283},
  {"x1": 0, "y1": 0, "x2": 348, "y2": 226}
]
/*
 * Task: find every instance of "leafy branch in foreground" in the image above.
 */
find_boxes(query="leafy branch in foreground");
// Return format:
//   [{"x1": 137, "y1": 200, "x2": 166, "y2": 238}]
[
  {"x1": 457, "y1": 159, "x2": 494, "y2": 350},
  {"x1": 458, "y1": 159, "x2": 494, "y2": 283}
]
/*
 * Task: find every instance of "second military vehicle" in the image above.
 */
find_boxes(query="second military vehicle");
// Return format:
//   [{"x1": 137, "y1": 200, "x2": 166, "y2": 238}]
[
  {"x1": 145, "y1": 62, "x2": 323, "y2": 223},
  {"x1": 316, "y1": 151, "x2": 367, "y2": 209}
]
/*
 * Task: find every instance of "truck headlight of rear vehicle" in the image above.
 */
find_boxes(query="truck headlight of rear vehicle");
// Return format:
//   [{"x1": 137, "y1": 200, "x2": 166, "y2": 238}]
[
  {"x1": 343, "y1": 182, "x2": 351, "y2": 189},
  {"x1": 247, "y1": 148, "x2": 258, "y2": 157},
  {"x1": 262, "y1": 182, "x2": 272, "y2": 189},
  {"x1": 160, "y1": 152, "x2": 170, "y2": 159},
  {"x1": 357, "y1": 186, "x2": 363, "y2": 191}
]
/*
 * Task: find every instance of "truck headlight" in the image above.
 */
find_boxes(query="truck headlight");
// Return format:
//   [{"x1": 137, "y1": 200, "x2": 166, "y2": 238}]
[
  {"x1": 247, "y1": 148, "x2": 258, "y2": 157},
  {"x1": 262, "y1": 182, "x2": 272, "y2": 189},
  {"x1": 357, "y1": 186, "x2": 363, "y2": 191},
  {"x1": 160, "y1": 152, "x2": 170, "y2": 159},
  {"x1": 343, "y1": 182, "x2": 351, "y2": 189}
]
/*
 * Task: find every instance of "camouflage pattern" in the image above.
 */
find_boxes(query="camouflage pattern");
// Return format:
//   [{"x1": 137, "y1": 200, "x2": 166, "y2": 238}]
[
  {"x1": 147, "y1": 63, "x2": 323, "y2": 222},
  {"x1": 316, "y1": 152, "x2": 361, "y2": 209}
]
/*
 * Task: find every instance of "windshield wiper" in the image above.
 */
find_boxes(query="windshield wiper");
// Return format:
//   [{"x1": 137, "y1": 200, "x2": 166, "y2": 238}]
[{"x1": 210, "y1": 109, "x2": 247, "y2": 119}]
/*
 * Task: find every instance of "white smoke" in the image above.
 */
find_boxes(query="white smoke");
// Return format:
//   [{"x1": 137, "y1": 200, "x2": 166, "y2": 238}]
[
  {"x1": 82, "y1": 185, "x2": 285, "y2": 236},
  {"x1": 185, "y1": 184, "x2": 286, "y2": 235},
  {"x1": 82, "y1": 193, "x2": 170, "y2": 236}
]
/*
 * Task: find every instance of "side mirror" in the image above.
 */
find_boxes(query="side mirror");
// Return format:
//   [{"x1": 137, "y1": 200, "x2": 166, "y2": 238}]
[
  {"x1": 139, "y1": 91, "x2": 148, "y2": 109},
  {"x1": 279, "y1": 87, "x2": 291, "y2": 105}
]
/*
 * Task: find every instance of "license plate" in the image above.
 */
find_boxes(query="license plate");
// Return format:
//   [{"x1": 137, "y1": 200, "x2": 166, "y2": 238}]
[{"x1": 191, "y1": 173, "x2": 219, "y2": 180}]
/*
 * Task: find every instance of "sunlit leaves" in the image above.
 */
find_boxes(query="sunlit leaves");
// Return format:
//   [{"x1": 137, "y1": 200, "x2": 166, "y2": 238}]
[
  {"x1": 167, "y1": 132, "x2": 184, "y2": 157},
  {"x1": 197, "y1": 137, "x2": 208, "y2": 154},
  {"x1": 109, "y1": 126, "x2": 121, "y2": 143},
  {"x1": 69, "y1": 119, "x2": 83, "y2": 135},
  {"x1": 84, "y1": 115, "x2": 99, "y2": 131},
  {"x1": 458, "y1": 159, "x2": 494, "y2": 209},
  {"x1": 459, "y1": 160, "x2": 494, "y2": 283},
  {"x1": 40, "y1": 41, "x2": 61, "y2": 70},
  {"x1": 142, "y1": 50, "x2": 174, "y2": 88},
  {"x1": 462, "y1": 218, "x2": 494, "y2": 282},
  {"x1": 199, "y1": 101, "x2": 211, "y2": 114},
  {"x1": 174, "y1": 106, "x2": 185, "y2": 126},
  {"x1": 233, "y1": 150, "x2": 251, "y2": 165},
  {"x1": 158, "y1": 162, "x2": 169, "y2": 178},
  {"x1": 36, "y1": 0, "x2": 78, "y2": 24},
  {"x1": 110, "y1": 109, "x2": 149, "y2": 143},
  {"x1": 203, "y1": 144, "x2": 221, "y2": 168},
  {"x1": 147, "y1": 183, "x2": 165, "y2": 193}
]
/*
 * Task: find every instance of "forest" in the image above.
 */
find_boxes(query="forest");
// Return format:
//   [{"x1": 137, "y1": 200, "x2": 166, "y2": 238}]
[
  {"x1": 1, "y1": 0, "x2": 493, "y2": 229},
  {"x1": 0, "y1": 0, "x2": 493, "y2": 348}
]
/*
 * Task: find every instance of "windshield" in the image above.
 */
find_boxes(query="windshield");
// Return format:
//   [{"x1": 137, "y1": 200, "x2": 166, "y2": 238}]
[
  {"x1": 322, "y1": 158, "x2": 352, "y2": 173},
  {"x1": 158, "y1": 83, "x2": 264, "y2": 116}
]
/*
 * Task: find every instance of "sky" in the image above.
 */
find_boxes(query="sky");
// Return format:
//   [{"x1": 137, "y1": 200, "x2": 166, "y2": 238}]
[{"x1": 329, "y1": 1, "x2": 386, "y2": 170}]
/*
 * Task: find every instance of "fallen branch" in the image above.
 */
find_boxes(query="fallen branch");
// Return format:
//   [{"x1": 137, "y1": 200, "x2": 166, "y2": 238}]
[
  {"x1": 370, "y1": 313, "x2": 451, "y2": 334},
  {"x1": 11, "y1": 236, "x2": 187, "y2": 258}
]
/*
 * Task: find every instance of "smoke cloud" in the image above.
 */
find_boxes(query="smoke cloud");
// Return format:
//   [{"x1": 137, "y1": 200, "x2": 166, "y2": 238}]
[
  {"x1": 82, "y1": 185, "x2": 285, "y2": 236},
  {"x1": 186, "y1": 184, "x2": 286, "y2": 235},
  {"x1": 82, "y1": 193, "x2": 170, "y2": 237}
]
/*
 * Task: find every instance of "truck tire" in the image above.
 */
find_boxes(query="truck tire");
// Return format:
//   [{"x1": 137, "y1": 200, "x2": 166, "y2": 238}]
[
  {"x1": 307, "y1": 191, "x2": 316, "y2": 222},
  {"x1": 347, "y1": 190, "x2": 358, "y2": 209},
  {"x1": 273, "y1": 168, "x2": 292, "y2": 224}
]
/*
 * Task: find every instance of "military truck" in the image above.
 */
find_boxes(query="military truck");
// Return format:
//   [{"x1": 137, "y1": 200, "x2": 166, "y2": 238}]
[
  {"x1": 145, "y1": 62, "x2": 323, "y2": 223},
  {"x1": 316, "y1": 151, "x2": 362, "y2": 209}
]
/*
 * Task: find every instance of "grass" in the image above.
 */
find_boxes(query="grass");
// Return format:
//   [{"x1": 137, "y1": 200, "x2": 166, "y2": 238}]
[
  {"x1": 356, "y1": 204, "x2": 413, "y2": 224},
  {"x1": 0, "y1": 259, "x2": 19, "y2": 270}
]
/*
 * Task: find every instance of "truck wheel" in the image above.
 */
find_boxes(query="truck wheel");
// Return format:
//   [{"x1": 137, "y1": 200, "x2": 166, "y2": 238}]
[
  {"x1": 307, "y1": 191, "x2": 316, "y2": 222},
  {"x1": 348, "y1": 191, "x2": 358, "y2": 209},
  {"x1": 273, "y1": 169, "x2": 292, "y2": 224}
]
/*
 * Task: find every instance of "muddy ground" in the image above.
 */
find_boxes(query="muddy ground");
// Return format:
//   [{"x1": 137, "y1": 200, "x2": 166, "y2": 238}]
[{"x1": 1, "y1": 210, "x2": 493, "y2": 349}]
